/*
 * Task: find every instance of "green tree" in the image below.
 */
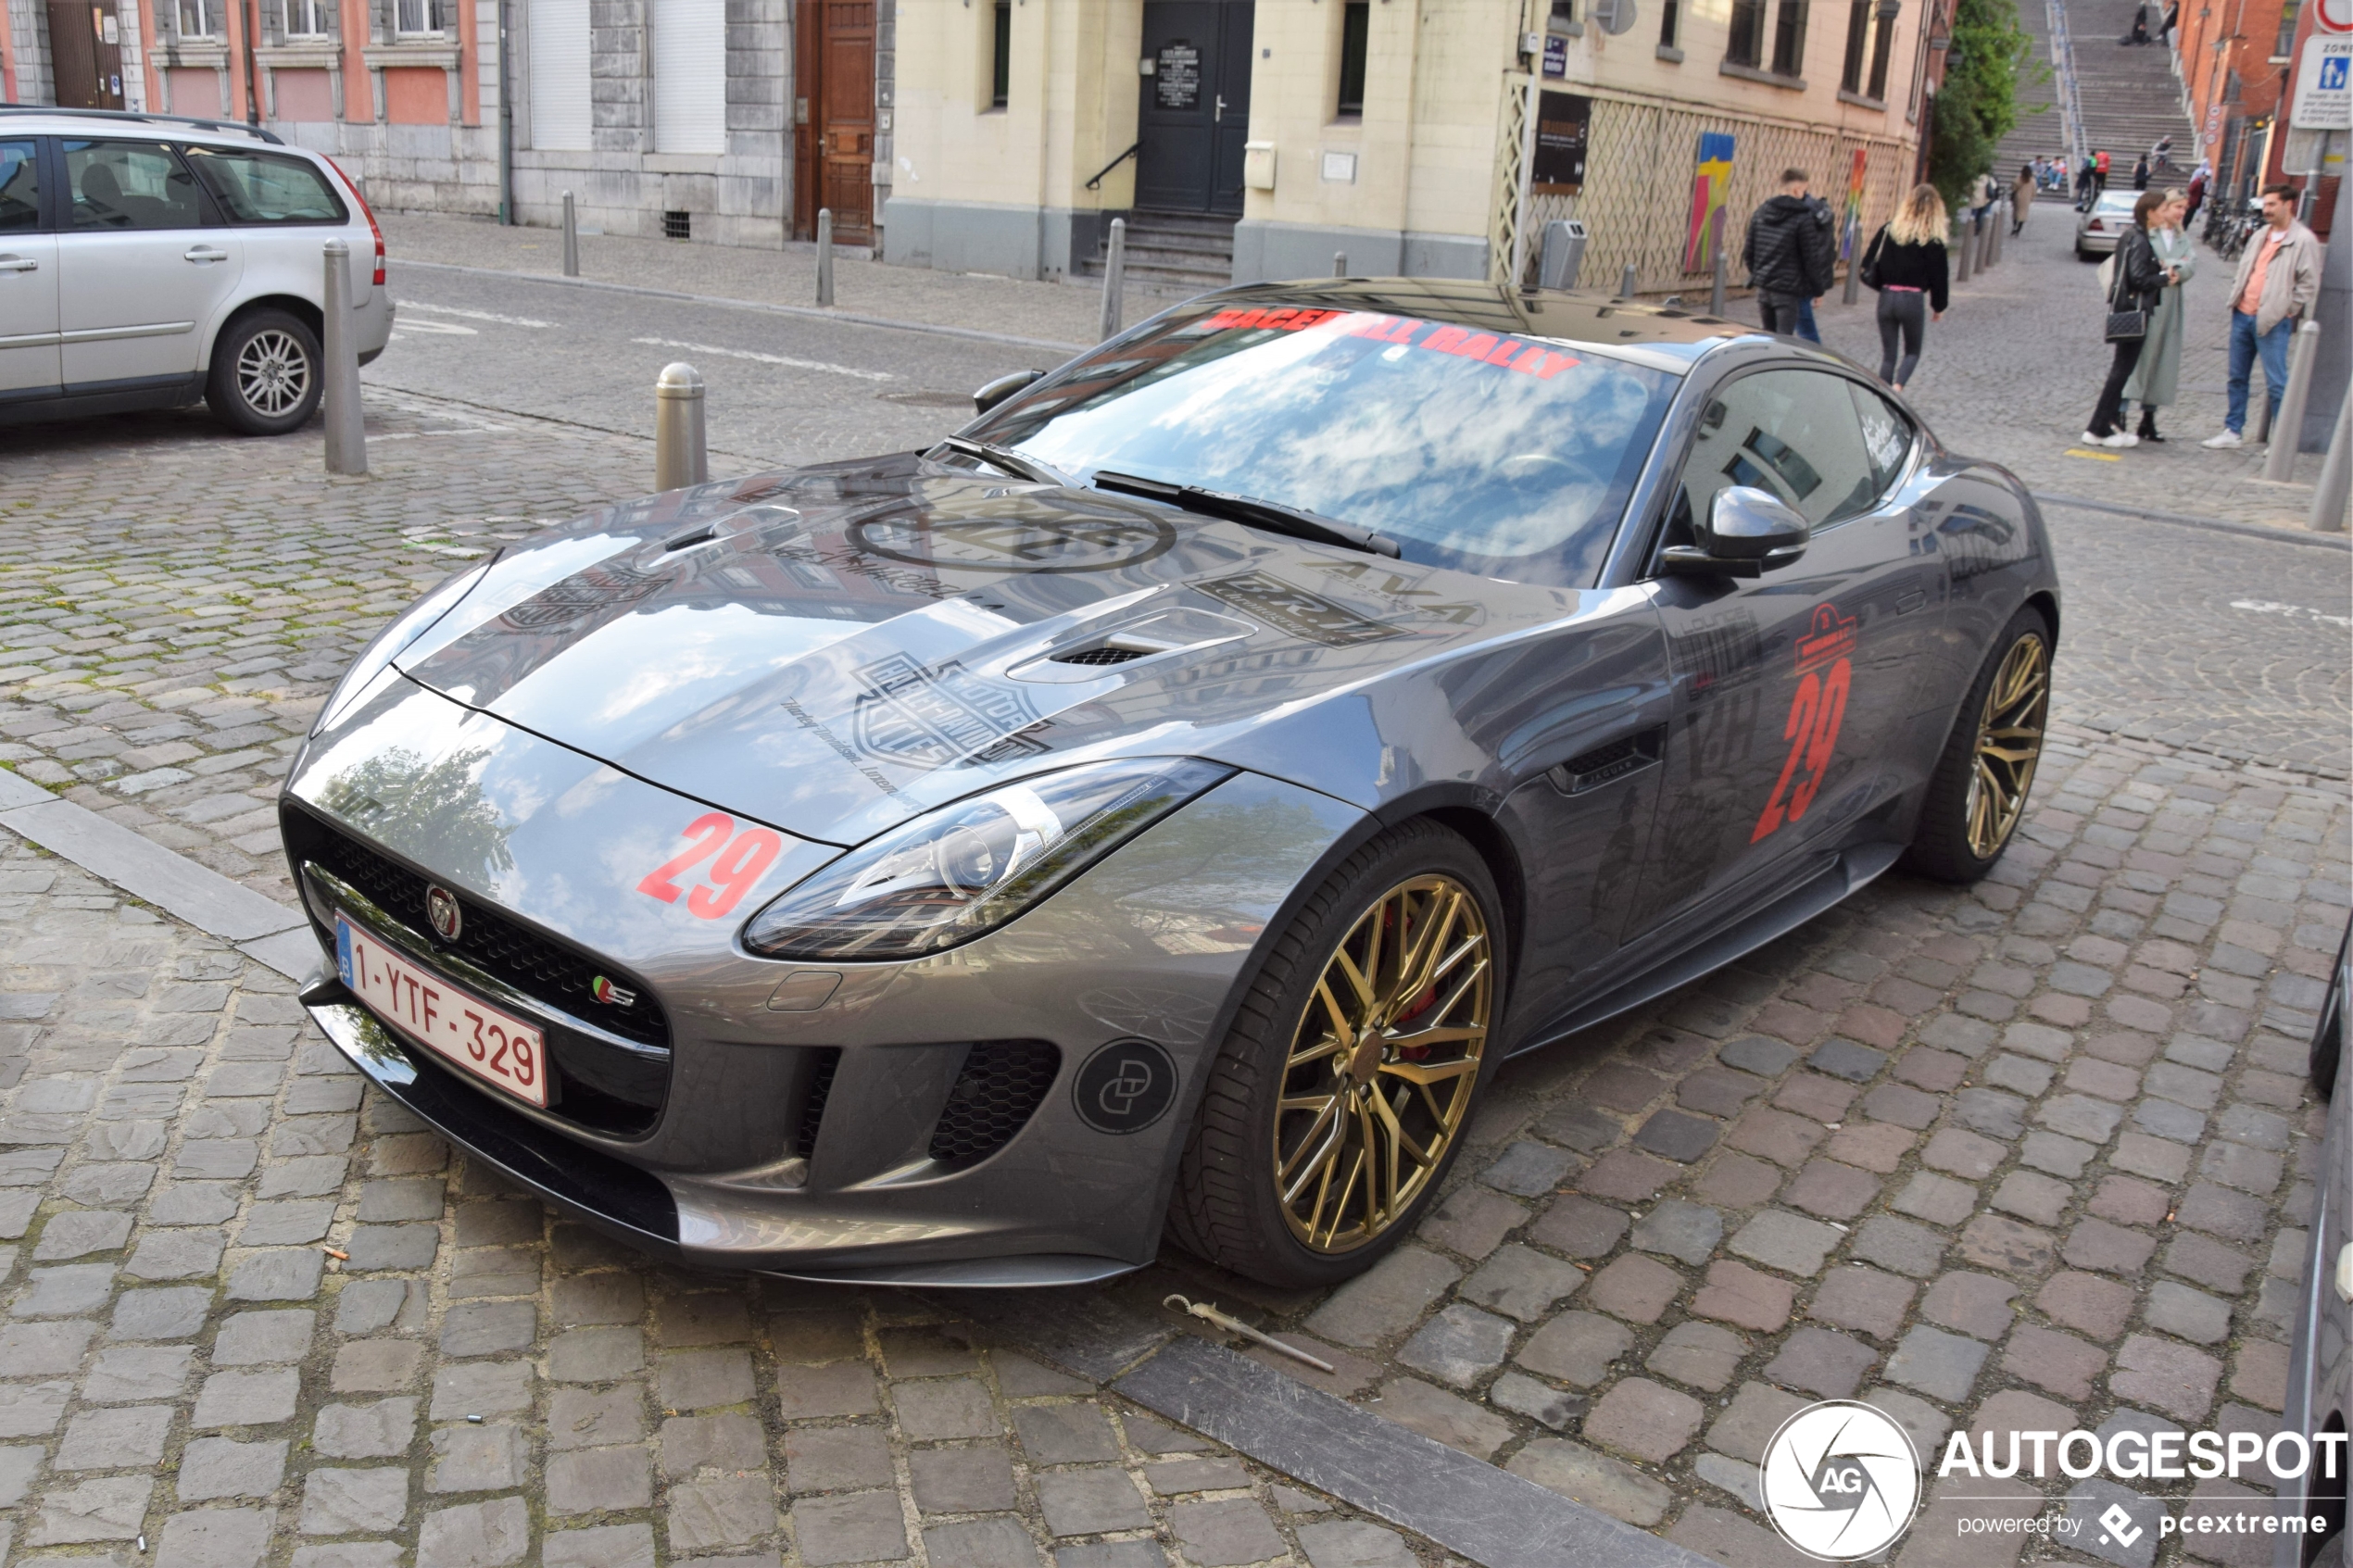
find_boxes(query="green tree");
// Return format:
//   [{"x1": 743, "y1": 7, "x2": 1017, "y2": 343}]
[{"x1": 1930, "y1": 0, "x2": 2040, "y2": 210}]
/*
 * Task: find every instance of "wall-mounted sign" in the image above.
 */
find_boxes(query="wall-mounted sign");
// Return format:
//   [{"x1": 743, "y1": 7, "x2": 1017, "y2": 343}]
[
  {"x1": 1321, "y1": 149, "x2": 1358, "y2": 182},
  {"x1": 1542, "y1": 34, "x2": 1568, "y2": 76},
  {"x1": 1156, "y1": 43, "x2": 1201, "y2": 109},
  {"x1": 2292, "y1": 34, "x2": 2353, "y2": 128},
  {"x1": 1531, "y1": 90, "x2": 1592, "y2": 193}
]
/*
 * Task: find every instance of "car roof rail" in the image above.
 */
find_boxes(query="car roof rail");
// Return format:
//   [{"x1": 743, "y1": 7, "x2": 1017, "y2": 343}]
[{"x1": 0, "y1": 104, "x2": 286, "y2": 145}]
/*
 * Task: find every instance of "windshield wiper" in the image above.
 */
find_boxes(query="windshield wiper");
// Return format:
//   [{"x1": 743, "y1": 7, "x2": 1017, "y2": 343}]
[
  {"x1": 1092, "y1": 470, "x2": 1401, "y2": 558},
  {"x1": 933, "y1": 435, "x2": 1076, "y2": 487}
]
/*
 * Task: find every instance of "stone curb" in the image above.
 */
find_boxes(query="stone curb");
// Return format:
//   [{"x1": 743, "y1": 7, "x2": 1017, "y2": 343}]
[{"x1": 2033, "y1": 491, "x2": 2352, "y2": 551}]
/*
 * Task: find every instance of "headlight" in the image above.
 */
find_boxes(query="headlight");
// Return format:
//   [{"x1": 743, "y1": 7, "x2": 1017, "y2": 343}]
[
  {"x1": 312, "y1": 559, "x2": 494, "y2": 734},
  {"x1": 741, "y1": 757, "x2": 1236, "y2": 961}
]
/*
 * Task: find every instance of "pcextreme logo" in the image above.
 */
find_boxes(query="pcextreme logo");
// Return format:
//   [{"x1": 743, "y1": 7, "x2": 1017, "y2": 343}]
[{"x1": 1760, "y1": 1401, "x2": 1924, "y2": 1561}]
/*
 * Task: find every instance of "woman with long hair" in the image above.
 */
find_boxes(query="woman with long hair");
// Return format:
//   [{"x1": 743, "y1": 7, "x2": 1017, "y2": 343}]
[
  {"x1": 1860, "y1": 184, "x2": 1951, "y2": 392},
  {"x1": 2082, "y1": 189, "x2": 2174, "y2": 446},
  {"x1": 2120, "y1": 187, "x2": 2195, "y2": 440}
]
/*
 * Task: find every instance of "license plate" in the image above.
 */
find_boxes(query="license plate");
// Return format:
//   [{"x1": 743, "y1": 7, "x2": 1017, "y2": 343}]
[{"x1": 335, "y1": 914, "x2": 549, "y2": 1108}]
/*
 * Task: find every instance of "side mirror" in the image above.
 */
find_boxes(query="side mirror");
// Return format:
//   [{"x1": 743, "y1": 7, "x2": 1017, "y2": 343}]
[
  {"x1": 1660, "y1": 486, "x2": 1810, "y2": 578},
  {"x1": 973, "y1": 369, "x2": 1045, "y2": 415}
]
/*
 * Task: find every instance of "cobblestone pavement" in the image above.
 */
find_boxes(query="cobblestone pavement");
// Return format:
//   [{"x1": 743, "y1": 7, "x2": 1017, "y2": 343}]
[
  {"x1": 0, "y1": 840, "x2": 1449, "y2": 1568},
  {"x1": 1131, "y1": 720, "x2": 2349, "y2": 1565}
]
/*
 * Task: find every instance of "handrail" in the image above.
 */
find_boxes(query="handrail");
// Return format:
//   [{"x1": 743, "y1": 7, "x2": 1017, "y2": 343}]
[
  {"x1": 2045, "y1": 0, "x2": 2089, "y2": 169},
  {"x1": 1085, "y1": 142, "x2": 1141, "y2": 192}
]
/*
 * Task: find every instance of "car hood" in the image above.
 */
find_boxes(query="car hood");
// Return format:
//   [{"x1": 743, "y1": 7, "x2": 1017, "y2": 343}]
[{"x1": 389, "y1": 455, "x2": 1600, "y2": 847}]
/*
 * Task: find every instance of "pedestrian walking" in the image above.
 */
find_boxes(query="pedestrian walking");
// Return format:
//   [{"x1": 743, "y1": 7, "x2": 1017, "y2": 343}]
[
  {"x1": 2082, "y1": 191, "x2": 2173, "y2": 446},
  {"x1": 2202, "y1": 182, "x2": 2323, "y2": 447},
  {"x1": 2120, "y1": 188, "x2": 2195, "y2": 441},
  {"x1": 2185, "y1": 165, "x2": 2208, "y2": 227},
  {"x1": 2158, "y1": 2, "x2": 2177, "y2": 43},
  {"x1": 2012, "y1": 164, "x2": 2037, "y2": 234},
  {"x1": 2132, "y1": 154, "x2": 2151, "y2": 191},
  {"x1": 1860, "y1": 183, "x2": 1950, "y2": 393},
  {"x1": 2076, "y1": 154, "x2": 2098, "y2": 209},
  {"x1": 1743, "y1": 168, "x2": 1838, "y2": 336},
  {"x1": 2093, "y1": 149, "x2": 2111, "y2": 200}
]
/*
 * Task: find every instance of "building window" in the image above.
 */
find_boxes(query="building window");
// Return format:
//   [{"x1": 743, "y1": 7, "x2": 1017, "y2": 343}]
[
  {"x1": 990, "y1": 0, "x2": 1011, "y2": 108},
  {"x1": 1841, "y1": 0, "x2": 1869, "y2": 90},
  {"x1": 283, "y1": 0, "x2": 327, "y2": 36},
  {"x1": 177, "y1": 0, "x2": 211, "y2": 37},
  {"x1": 1867, "y1": 0, "x2": 1895, "y2": 95},
  {"x1": 1769, "y1": 0, "x2": 1808, "y2": 75},
  {"x1": 2275, "y1": 0, "x2": 2297, "y2": 56},
  {"x1": 396, "y1": 0, "x2": 443, "y2": 34},
  {"x1": 1727, "y1": 0, "x2": 1765, "y2": 65},
  {"x1": 1337, "y1": 0, "x2": 1368, "y2": 115},
  {"x1": 1659, "y1": 0, "x2": 1680, "y2": 48}
]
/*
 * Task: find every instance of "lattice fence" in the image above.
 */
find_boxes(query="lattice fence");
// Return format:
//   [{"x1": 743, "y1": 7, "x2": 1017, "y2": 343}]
[{"x1": 1503, "y1": 90, "x2": 1919, "y2": 298}]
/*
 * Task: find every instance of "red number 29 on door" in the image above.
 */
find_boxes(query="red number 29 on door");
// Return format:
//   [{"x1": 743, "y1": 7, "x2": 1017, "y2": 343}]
[
  {"x1": 1752, "y1": 604, "x2": 1858, "y2": 845},
  {"x1": 637, "y1": 812, "x2": 784, "y2": 919}
]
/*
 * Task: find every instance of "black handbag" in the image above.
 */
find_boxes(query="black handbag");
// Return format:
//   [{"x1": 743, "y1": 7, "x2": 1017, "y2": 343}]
[
  {"x1": 1859, "y1": 228, "x2": 1886, "y2": 291},
  {"x1": 2104, "y1": 236, "x2": 2148, "y2": 343}
]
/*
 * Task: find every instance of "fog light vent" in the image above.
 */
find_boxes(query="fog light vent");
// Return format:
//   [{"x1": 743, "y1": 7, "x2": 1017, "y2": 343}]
[
  {"x1": 928, "y1": 1040, "x2": 1061, "y2": 1162},
  {"x1": 797, "y1": 1047, "x2": 840, "y2": 1159}
]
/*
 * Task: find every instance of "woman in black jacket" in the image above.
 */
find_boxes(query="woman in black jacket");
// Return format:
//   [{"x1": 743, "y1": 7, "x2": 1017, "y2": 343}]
[
  {"x1": 1861, "y1": 184, "x2": 1952, "y2": 392},
  {"x1": 2082, "y1": 191, "x2": 2174, "y2": 446}
]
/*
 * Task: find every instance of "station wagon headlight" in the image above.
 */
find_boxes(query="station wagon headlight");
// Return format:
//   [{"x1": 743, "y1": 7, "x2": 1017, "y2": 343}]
[
  {"x1": 741, "y1": 756, "x2": 1235, "y2": 961},
  {"x1": 313, "y1": 559, "x2": 494, "y2": 734}
]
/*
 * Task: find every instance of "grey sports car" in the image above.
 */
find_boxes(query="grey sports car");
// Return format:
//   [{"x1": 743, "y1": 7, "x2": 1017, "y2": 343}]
[{"x1": 283, "y1": 280, "x2": 2060, "y2": 1289}]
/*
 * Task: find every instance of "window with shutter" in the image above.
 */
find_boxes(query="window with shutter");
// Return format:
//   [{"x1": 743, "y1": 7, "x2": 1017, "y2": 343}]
[
  {"x1": 527, "y1": 0, "x2": 591, "y2": 151},
  {"x1": 654, "y1": 0, "x2": 728, "y2": 156}
]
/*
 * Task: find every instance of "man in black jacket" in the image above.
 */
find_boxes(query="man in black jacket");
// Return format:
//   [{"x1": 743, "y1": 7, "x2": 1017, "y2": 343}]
[{"x1": 1743, "y1": 169, "x2": 1838, "y2": 336}]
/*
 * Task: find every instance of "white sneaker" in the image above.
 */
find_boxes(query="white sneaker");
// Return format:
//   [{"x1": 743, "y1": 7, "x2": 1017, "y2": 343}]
[
  {"x1": 2201, "y1": 430, "x2": 2244, "y2": 448},
  {"x1": 2108, "y1": 432, "x2": 2139, "y2": 447},
  {"x1": 2081, "y1": 432, "x2": 2108, "y2": 446}
]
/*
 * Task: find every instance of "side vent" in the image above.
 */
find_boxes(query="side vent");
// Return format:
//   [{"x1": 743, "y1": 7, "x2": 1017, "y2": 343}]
[
  {"x1": 1548, "y1": 726, "x2": 1666, "y2": 795},
  {"x1": 797, "y1": 1048, "x2": 840, "y2": 1159},
  {"x1": 928, "y1": 1040, "x2": 1061, "y2": 1163}
]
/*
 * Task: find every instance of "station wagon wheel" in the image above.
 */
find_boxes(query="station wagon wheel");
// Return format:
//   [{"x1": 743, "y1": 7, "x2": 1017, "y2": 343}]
[
  {"x1": 1170, "y1": 822, "x2": 1505, "y2": 1287},
  {"x1": 1901, "y1": 604, "x2": 2053, "y2": 883},
  {"x1": 207, "y1": 307, "x2": 323, "y2": 436}
]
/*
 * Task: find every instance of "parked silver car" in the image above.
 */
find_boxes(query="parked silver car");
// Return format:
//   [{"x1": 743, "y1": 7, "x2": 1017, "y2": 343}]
[
  {"x1": 2074, "y1": 188, "x2": 2142, "y2": 258},
  {"x1": 0, "y1": 107, "x2": 392, "y2": 433},
  {"x1": 2281, "y1": 917, "x2": 2352, "y2": 1567}
]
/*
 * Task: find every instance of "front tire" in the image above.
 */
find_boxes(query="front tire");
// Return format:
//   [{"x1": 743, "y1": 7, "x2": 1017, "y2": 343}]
[
  {"x1": 1901, "y1": 605, "x2": 2053, "y2": 883},
  {"x1": 1168, "y1": 821, "x2": 1505, "y2": 1288},
  {"x1": 207, "y1": 308, "x2": 322, "y2": 435}
]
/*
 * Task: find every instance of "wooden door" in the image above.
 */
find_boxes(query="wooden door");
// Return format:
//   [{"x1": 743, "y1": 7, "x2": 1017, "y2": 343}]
[
  {"x1": 45, "y1": 0, "x2": 123, "y2": 109},
  {"x1": 794, "y1": 0, "x2": 875, "y2": 243}
]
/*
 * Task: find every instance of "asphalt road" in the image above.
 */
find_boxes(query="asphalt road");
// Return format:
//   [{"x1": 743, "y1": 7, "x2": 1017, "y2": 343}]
[{"x1": 361, "y1": 259, "x2": 2347, "y2": 776}]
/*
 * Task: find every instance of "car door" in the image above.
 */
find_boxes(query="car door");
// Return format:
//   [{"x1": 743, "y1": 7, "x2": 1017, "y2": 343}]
[
  {"x1": 0, "y1": 137, "x2": 60, "y2": 398},
  {"x1": 1627, "y1": 363, "x2": 1936, "y2": 940},
  {"x1": 55, "y1": 137, "x2": 244, "y2": 390}
]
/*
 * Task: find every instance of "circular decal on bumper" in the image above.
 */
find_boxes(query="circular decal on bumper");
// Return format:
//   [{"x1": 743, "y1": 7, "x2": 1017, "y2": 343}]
[
  {"x1": 849, "y1": 514, "x2": 1176, "y2": 574},
  {"x1": 1073, "y1": 1038, "x2": 1177, "y2": 1135}
]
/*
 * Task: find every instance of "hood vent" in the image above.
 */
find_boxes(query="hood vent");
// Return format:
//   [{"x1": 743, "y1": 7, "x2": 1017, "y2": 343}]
[{"x1": 1051, "y1": 646, "x2": 1151, "y2": 667}]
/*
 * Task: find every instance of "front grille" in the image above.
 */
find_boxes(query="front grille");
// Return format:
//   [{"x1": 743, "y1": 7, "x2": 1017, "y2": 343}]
[
  {"x1": 928, "y1": 1040, "x2": 1061, "y2": 1163},
  {"x1": 798, "y1": 1048, "x2": 839, "y2": 1160}
]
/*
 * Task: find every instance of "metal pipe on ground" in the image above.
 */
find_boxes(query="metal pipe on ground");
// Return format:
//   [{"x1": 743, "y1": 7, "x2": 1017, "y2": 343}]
[
  {"x1": 2310, "y1": 393, "x2": 2351, "y2": 533},
  {"x1": 816, "y1": 208, "x2": 835, "y2": 307},
  {"x1": 561, "y1": 191, "x2": 579, "y2": 278},
  {"x1": 1099, "y1": 218, "x2": 1127, "y2": 342},
  {"x1": 321, "y1": 239, "x2": 366, "y2": 478},
  {"x1": 655, "y1": 363, "x2": 708, "y2": 492},
  {"x1": 2263, "y1": 321, "x2": 2324, "y2": 482}
]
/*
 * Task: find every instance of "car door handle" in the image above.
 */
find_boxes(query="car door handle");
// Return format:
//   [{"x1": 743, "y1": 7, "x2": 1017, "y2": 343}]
[
  {"x1": 1895, "y1": 588, "x2": 1928, "y2": 614},
  {"x1": 183, "y1": 246, "x2": 229, "y2": 263},
  {"x1": 0, "y1": 257, "x2": 35, "y2": 272}
]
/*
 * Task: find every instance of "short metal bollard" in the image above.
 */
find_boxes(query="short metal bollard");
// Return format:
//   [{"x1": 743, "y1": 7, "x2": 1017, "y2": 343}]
[
  {"x1": 2310, "y1": 394, "x2": 2351, "y2": 533},
  {"x1": 1619, "y1": 263, "x2": 1638, "y2": 298},
  {"x1": 1708, "y1": 245, "x2": 1727, "y2": 317},
  {"x1": 816, "y1": 208, "x2": 835, "y2": 307},
  {"x1": 1954, "y1": 216, "x2": 1973, "y2": 283},
  {"x1": 1843, "y1": 218, "x2": 1863, "y2": 305},
  {"x1": 1098, "y1": 218, "x2": 1127, "y2": 342},
  {"x1": 2263, "y1": 320, "x2": 2324, "y2": 482},
  {"x1": 321, "y1": 239, "x2": 366, "y2": 477},
  {"x1": 1333, "y1": 251, "x2": 1347, "y2": 278},
  {"x1": 654, "y1": 362, "x2": 708, "y2": 491},
  {"x1": 561, "y1": 191, "x2": 580, "y2": 278}
]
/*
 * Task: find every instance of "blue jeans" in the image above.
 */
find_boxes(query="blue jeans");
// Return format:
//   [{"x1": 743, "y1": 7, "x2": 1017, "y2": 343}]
[
  {"x1": 2225, "y1": 309, "x2": 2293, "y2": 434},
  {"x1": 1796, "y1": 295, "x2": 1820, "y2": 344}
]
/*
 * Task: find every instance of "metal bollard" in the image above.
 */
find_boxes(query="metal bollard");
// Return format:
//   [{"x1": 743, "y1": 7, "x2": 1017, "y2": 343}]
[
  {"x1": 1954, "y1": 217, "x2": 1973, "y2": 283},
  {"x1": 1708, "y1": 245, "x2": 1727, "y2": 317},
  {"x1": 1619, "y1": 262, "x2": 1638, "y2": 298},
  {"x1": 1333, "y1": 252, "x2": 1347, "y2": 278},
  {"x1": 321, "y1": 239, "x2": 366, "y2": 477},
  {"x1": 2263, "y1": 321, "x2": 2324, "y2": 481},
  {"x1": 2310, "y1": 393, "x2": 2351, "y2": 533},
  {"x1": 654, "y1": 363, "x2": 708, "y2": 491},
  {"x1": 561, "y1": 191, "x2": 580, "y2": 277},
  {"x1": 816, "y1": 208, "x2": 835, "y2": 307},
  {"x1": 1098, "y1": 218, "x2": 1127, "y2": 342},
  {"x1": 1842, "y1": 217, "x2": 1863, "y2": 305},
  {"x1": 1978, "y1": 210, "x2": 1995, "y2": 271}
]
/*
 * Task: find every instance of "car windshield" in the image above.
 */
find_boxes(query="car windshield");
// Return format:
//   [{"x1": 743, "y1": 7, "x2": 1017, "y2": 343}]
[{"x1": 969, "y1": 302, "x2": 1680, "y2": 588}]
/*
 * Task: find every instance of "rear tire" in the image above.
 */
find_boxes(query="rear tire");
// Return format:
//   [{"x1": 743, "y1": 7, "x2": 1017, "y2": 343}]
[
  {"x1": 1168, "y1": 820, "x2": 1505, "y2": 1289},
  {"x1": 207, "y1": 308, "x2": 322, "y2": 436},
  {"x1": 1900, "y1": 605, "x2": 2053, "y2": 883}
]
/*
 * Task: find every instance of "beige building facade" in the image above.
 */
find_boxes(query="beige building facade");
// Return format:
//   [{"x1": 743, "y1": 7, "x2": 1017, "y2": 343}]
[{"x1": 882, "y1": 0, "x2": 1941, "y2": 294}]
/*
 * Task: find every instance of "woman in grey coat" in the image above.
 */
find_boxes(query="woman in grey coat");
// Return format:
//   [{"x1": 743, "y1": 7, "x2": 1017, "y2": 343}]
[{"x1": 2122, "y1": 188, "x2": 2194, "y2": 441}]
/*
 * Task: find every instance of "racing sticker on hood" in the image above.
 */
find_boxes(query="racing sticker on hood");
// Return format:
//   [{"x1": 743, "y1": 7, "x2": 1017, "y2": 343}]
[
  {"x1": 847, "y1": 508, "x2": 1177, "y2": 575},
  {"x1": 849, "y1": 651, "x2": 1045, "y2": 771},
  {"x1": 1193, "y1": 571, "x2": 1403, "y2": 648}
]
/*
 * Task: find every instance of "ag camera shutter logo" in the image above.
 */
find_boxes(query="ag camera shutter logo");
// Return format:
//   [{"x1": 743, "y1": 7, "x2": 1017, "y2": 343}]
[{"x1": 1761, "y1": 1400, "x2": 1923, "y2": 1560}]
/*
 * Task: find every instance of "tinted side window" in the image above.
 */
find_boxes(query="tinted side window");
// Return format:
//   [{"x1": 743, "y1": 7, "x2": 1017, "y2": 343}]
[
  {"x1": 0, "y1": 141, "x2": 36, "y2": 233},
  {"x1": 1666, "y1": 368, "x2": 1881, "y2": 544},
  {"x1": 188, "y1": 148, "x2": 346, "y2": 224},
  {"x1": 67, "y1": 140, "x2": 205, "y2": 231},
  {"x1": 1848, "y1": 382, "x2": 1915, "y2": 497}
]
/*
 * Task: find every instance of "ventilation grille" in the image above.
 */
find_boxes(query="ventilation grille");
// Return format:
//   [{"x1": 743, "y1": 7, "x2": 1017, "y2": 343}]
[
  {"x1": 798, "y1": 1048, "x2": 839, "y2": 1159},
  {"x1": 928, "y1": 1040, "x2": 1061, "y2": 1163},
  {"x1": 1051, "y1": 646, "x2": 1151, "y2": 667},
  {"x1": 663, "y1": 209, "x2": 691, "y2": 239},
  {"x1": 1551, "y1": 726, "x2": 1666, "y2": 796}
]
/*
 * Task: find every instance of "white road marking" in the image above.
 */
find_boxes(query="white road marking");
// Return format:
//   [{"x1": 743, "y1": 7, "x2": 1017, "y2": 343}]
[
  {"x1": 628, "y1": 335, "x2": 894, "y2": 383},
  {"x1": 2231, "y1": 598, "x2": 2353, "y2": 629},
  {"x1": 401, "y1": 301, "x2": 560, "y2": 328},
  {"x1": 390, "y1": 320, "x2": 478, "y2": 336}
]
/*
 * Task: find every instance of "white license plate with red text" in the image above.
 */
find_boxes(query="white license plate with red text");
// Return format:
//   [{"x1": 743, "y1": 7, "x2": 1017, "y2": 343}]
[{"x1": 335, "y1": 914, "x2": 549, "y2": 1108}]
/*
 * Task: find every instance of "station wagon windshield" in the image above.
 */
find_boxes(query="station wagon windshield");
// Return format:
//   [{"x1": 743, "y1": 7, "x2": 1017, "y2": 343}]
[{"x1": 971, "y1": 302, "x2": 1680, "y2": 588}]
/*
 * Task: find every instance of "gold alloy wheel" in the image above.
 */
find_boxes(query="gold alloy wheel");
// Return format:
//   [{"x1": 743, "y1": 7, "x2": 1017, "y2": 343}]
[
  {"x1": 1965, "y1": 633, "x2": 2051, "y2": 859},
  {"x1": 1274, "y1": 873, "x2": 1492, "y2": 1253}
]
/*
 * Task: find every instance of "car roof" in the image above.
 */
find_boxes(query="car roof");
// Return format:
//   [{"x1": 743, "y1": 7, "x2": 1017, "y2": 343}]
[
  {"x1": 1177, "y1": 277, "x2": 1766, "y2": 366},
  {"x1": 0, "y1": 106, "x2": 289, "y2": 146}
]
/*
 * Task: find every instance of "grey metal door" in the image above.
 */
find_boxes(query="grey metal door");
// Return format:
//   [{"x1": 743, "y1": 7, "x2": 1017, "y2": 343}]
[{"x1": 1136, "y1": 0, "x2": 1252, "y2": 215}]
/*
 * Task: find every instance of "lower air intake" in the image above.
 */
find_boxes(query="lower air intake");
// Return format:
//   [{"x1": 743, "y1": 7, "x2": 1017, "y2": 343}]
[{"x1": 928, "y1": 1040, "x2": 1062, "y2": 1163}]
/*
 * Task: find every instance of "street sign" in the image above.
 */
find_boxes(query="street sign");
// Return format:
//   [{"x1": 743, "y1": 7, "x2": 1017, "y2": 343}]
[
  {"x1": 1590, "y1": 0, "x2": 1639, "y2": 34},
  {"x1": 2292, "y1": 34, "x2": 2353, "y2": 129},
  {"x1": 2317, "y1": 0, "x2": 2351, "y2": 33}
]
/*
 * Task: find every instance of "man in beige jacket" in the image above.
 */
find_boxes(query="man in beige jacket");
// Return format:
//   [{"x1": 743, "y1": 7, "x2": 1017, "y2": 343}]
[{"x1": 2202, "y1": 183, "x2": 2323, "y2": 448}]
